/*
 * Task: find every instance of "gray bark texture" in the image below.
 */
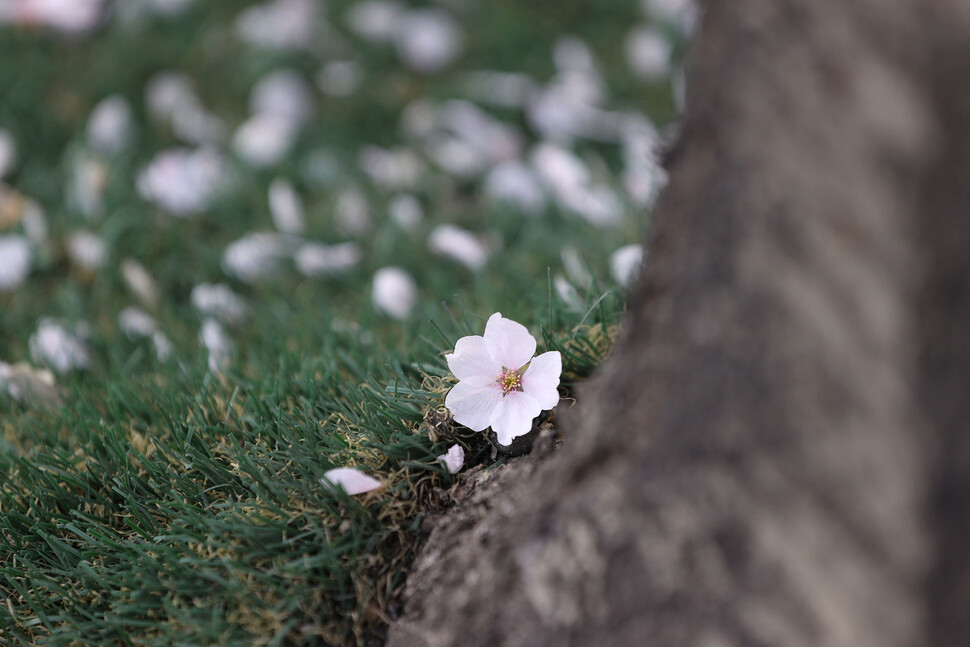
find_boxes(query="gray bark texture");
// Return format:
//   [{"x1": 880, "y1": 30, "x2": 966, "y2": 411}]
[{"x1": 388, "y1": 1, "x2": 970, "y2": 645}]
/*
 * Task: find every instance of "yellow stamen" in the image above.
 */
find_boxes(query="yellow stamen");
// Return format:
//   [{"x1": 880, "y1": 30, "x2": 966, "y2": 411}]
[{"x1": 498, "y1": 367, "x2": 522, "y2": 396}]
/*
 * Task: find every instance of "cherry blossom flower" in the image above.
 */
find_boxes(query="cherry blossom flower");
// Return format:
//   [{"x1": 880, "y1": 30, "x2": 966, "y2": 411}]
[
  {"x1": 320, "y1": 467, "x2": 382, "y2": 496},
  {"x1": 445, "y1": 313, "x2": 561, "y2": 446}
]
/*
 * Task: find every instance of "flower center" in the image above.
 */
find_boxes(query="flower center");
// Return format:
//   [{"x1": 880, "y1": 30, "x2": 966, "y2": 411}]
[{"x1": 497, "y1": 367, "x2": 522, "y2": 397}]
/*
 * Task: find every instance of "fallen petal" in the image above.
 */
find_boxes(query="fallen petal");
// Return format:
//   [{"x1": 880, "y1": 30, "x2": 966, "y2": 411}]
[
  {"x1": 320, "y1": 467, "x2": 382, "y2": 495},
  {"x1": 437, "y1": 444, "x2": 465, "y2": 474}
]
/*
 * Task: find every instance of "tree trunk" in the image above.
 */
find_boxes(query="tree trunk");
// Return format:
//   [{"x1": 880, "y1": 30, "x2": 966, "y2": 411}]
[{"x1": 388, "y1": 1, "x2": 970, "y2": 645}]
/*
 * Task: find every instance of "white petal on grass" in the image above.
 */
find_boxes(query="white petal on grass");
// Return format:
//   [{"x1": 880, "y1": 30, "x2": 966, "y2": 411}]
[
  {"x1": 625, "y1": 26, "x2": 672, "y2": 82},
  {"x1": 561, "y1": 246, "x2": 592, "y2": 287},
  {"x1": 359, "y1": 146, "x2": 423, "y2": 191},
  {"x1": 67, "y1": 154, "x2": 108, "y2": 220},
  {"x1": 400, "y1": 99, "x2": 436, "y2": 140},
  {"x1": 483, "y1": 312, "x2": 536, "y2": 371},
  {"x1": 425, "y1": 136, "x2": 486, "y2": 179},
  {"x1": 554, "y1": 274, "x2": 584, "y2": 311},
  {"x1": 521, "y1": 351, "x2": 562, "y2": 410},
  {"x1": 21, "y1": 197, "x2": 48, "y2": 244},
  {"x1": 483, "y1": 162, "x2": 546, "y2": 216},
  {"x1": 121, "y1": 259, "x2": 160, "y2": 310},
  {"x1": 428, "y1": 224, "x2": 489, "y2": 271},
  {"x1": 642, "y1": 0, "x2": 699, "y2": 34},
  {"x1": 335, "y1": 188, "x2": 372, "y2": 237},
  {"x1": 0, "y1": 361, "x2": 60, "y2": 407},
  {"x1": 446, "y1": 335, "x2": 501, "y2": 386},
  {"x1": 152, "y1": 332, "x2": 174, "y2": 361},
  {"x1": 0, "y1": 129, "x2": 16, "y2": 178},
  {"x1": 317, "y1": 60, "x2": 364, "y2": 97},
  {"x1": 87, "y1": 95, "x2": 134, "y2": 154},
  {"x1": 393, "y1": 8, "x2": 463, "y2": 73},
  {"x1": 190, "y1": 283, "x2": 250, "y2": 325},
  {"x1": 222, "y1": 232, "x2": 293, "y2": 283},
  {"x1": 295, "y1": 242, "x2": 361, "y2": 277},
  {"x1": 445, "y1": 379, "x2": 502, "y2": 432},
  {"x1": 459, "y1": 71, "x2": 537, "y2": 109},
  {"x1": 437, "y1": 444, "x2": 465, "y2": 474},
  {"x1": 12, "y1": 0, "x2": 104, "y2": 33},
  {"x1": 145, "y1": 72, "x2": 225, "y2": 144},
  {"x1": 610, "y1": 244, "x2": 645, "y2": 288},
  {"x1": 435, "y1": 100, "x2": 522, "y2": 165},
  {"x1": 0, "y1": 235, "x2": 32, "y2": 291},
  {"x1": 29, "y1": 320, "x2": 90, "y2": 374},
  {"x1": 118, "y1": 307, "x2": 158, "y2": 339},
  {"x1": 236, "y1": 0, "x2": 319, "y2": 51},
  {"x1": 489, "y1": 391, "x2": 542, "y2": 446},
  {"x1": 67, "y1": 230, "x2": 107, "y2": 272},
  {"x1": 388, "y1": 194, "x2": 423, "y2": 231},
  {"x1": 268, "y1": 177, "x2": 306, "y2": 234},
  {"x1": 558, "y1": 184, "x2": 624, "y2": 227},
  {"x1": 320, "y1": 467, "x2": 382, "y2": 496},
  {"x1": 250, "y1": 69, "x2": 313, "y2": 126},
  {"x1": 531, "y1": 143, "x2": 590, "y2": 196},
  {"x1": 232, "y1": 114, "x2": 297, "y2": 168},
  {"x1": 345, "y1": 0, "x2": 403, "y2": 43},
  {"x1": 200, "y1": 318, "x2": 233, "y2": 373},
  {"x1": 371, "y1": 266, "x2": 417, "y2": 320},
  {"x1": 553, "y1": 36, "x2": 598, "y2": 75},
  {"x1": 137, "y1": 147, "x2": 226, "y2": 216}
]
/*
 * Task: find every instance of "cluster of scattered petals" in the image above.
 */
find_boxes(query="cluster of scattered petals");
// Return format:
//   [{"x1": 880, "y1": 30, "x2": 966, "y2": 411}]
[
  {"x1": 320, "y1": 467, "x2": 382, "y2": 496},
  {"x1": 445, "y1": 313, "x2": 561, "y2": 446}
]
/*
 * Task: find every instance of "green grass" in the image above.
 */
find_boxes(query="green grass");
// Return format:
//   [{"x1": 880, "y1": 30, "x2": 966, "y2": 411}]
[{"x1": 0, "y1": 0, "x2": 679, "y2": 643}]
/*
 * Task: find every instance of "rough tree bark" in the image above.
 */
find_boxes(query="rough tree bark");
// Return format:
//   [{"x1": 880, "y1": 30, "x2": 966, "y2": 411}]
[{"x1": 388, "y1": 1, "x2": 970, "y2": 645}]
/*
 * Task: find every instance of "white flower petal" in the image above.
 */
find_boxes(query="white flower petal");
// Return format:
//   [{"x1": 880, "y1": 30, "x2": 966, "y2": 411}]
[
  {"x1": 320, "y1": 467, "x2": 382, "y2": 496},
  {"x1": 445, "y1": 379, "x2": 502, "y2": 432},
  {"x1": 483, "y1": 312, "x2": 536, "y2": 370},
  {"x1": 611, "y1": 244, "x2": 644, "y2": 288},
  {"x1": 446, "y1": 335, "x2": 501, "y2": 385},
  {"x1": 437, "y1": 444, "x2": 465, "y2": 474},
  {"x1": 489, "y1": 391, "x2": 541, "y2": 446},
  {"x1": 521, "y1": 351, "x2": 562, "y2": 410},
  {"x1": 372, "y1": 266, "x2": 417, "y2": 319}
]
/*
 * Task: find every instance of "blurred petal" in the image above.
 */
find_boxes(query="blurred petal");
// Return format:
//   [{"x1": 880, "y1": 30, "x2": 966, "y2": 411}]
[
  {"x1": 483, "y1": 312, "x2": 536, "y2": 370},
  {"x1": 446, "y1": 335, "x2": 501, "y2": 385},
  {"x1": 445, "y1": 379, "x2": 502, "y2": 432},
  {"x1": 320, "y1": 467, "x2": 382, "y2": 495},
  {"x1": 521, "y1": 351, "x2": 562, "y2": 410},
  {"x1": 489, "y1": 390, "x2": 541, "y2": 446}
]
